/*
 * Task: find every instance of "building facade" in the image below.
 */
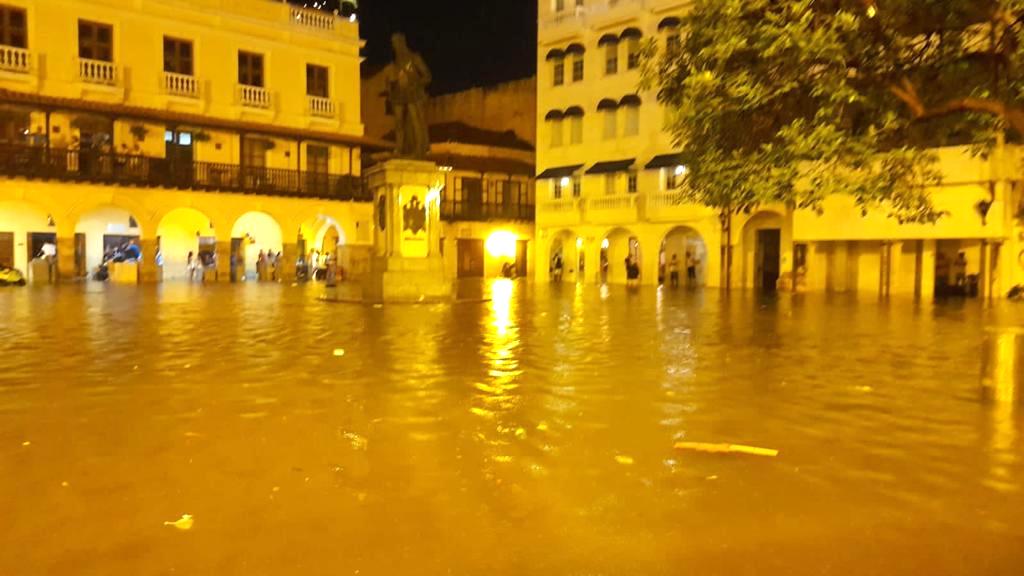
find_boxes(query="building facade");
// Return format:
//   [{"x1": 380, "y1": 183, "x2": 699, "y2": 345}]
[
  {"x1": 362, "y1": 70, "x2": 536, "y2": 279},
  {"x1": 0, "y1": 0, "x2": 376, "y2": 283},
  {"x1": 535, "y1": 0, "x2": 1024, "y2": 299}
]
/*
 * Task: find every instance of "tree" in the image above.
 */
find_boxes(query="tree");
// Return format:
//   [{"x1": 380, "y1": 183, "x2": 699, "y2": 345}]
[{"x1": 641, "y1": 0, "x2": 1024, "y2": 284}]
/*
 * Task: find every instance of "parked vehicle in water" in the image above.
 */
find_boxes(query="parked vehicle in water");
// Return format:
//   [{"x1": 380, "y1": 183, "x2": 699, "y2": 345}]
[{"x1": 0, "y1": 265, "x2": 26, "y2": 286}]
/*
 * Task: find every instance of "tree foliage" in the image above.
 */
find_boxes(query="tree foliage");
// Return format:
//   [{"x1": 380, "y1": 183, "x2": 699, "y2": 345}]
[{"x1": 641, "y1": 0, "x2": 1024, "y2": 223}]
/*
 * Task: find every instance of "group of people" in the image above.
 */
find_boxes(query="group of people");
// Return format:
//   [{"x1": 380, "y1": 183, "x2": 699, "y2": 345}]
[
  {"x1": 186, "y1": 250, "x2": 216, "y2": 281},
  {"x1": 665, "y1": 252, "x2": 700, "y2": 288},
  {"x1": 256, "y1": 250, "x2": 283, "y2": 281},
  {"x1": 935, "y1": 251, "x2": 973, "y2": 297}
]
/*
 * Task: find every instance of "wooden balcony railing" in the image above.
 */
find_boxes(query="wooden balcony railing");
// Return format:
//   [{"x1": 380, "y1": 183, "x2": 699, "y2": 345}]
[
  {"x1": 164, "y1": 72, "x2": 199, "y2": 98},
  {"x1": 0, "y1": 46, "x2": 30, "y2": 74},
  {"x1": 0, "y1": 144, "x2": 369, "y2": 202},
  {"x1": 78, "y1": 58, "x2": 118, "y2": 85},
  {"x1": 440, "y1": 200, "x2": 535, "y2": 222}
]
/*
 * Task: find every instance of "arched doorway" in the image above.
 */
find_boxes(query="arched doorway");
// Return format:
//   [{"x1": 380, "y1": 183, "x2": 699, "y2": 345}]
[
  {"x1": 660, "y1": 226, "x2": 707, "y2": 288},
  {"x1": 157, "y1": 207, "x2": 215, "y2": 281},
  {"x1": 742, "y1": 211, "x2": 785, "y2": 292},
  {"x1": 0, "y1": 200, "x2": 55, "y2": 279},
  {"x1": 231, "y1": 212, "x2": 283, "y2": 281},
  {"x1": 548, "y1": 229, "x2": 581, "y2": 283},
  {"x1": 601, "y1": 228, "x2": 640, "y2": 285},
  {"x1": 75, "y1": 206, "x2": 142, "y2": 280}
]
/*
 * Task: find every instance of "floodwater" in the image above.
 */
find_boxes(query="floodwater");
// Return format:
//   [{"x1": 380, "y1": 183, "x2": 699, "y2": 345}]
[{"x1": 1, "y1": 281, "x2": 1023, "y2": 575}]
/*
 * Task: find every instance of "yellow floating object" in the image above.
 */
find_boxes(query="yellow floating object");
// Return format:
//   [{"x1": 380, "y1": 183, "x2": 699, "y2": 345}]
[
  {"x1": 332, "y1": 348, "x2": 346, "y2": 357},
  {"x1": 163, "y1": 514, "x2": 194, "y2": 531},
  {"x1": 614, "y1": 455, "x2": 634, "y2": 465},
  {"x1": 674, "y1": 442, "x2": 779, "y2": 458}
]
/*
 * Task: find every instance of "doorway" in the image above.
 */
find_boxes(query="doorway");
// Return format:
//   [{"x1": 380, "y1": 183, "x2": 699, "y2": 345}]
[
  {"x1": 516, "y1": 239, "x2": 529, "y2": 277},
  {"x1": 756, "y1": 229, "x2": 781, "y2": 292},
  {"x1": 165, "y1": 130, "x2": 195, "y2": 185},
  {"x1": 0, "y1": 231, "x2": 14, "y2": 268},
  {"x1": 457, "y1": 238, "x2": 484, "y2": 278},
  {"x1": 28, "y1": 232, "x2": 55, "y2": 262}
]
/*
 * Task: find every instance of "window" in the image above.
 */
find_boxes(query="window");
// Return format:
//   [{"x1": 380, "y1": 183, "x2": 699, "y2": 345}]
[
  {"x1": 0, "y1": 6, "x2": 27, "y2": 48},
  {"x1": 553, "y1": 58, "x2": 564, "y2": 86},
  {"x1": 667, "y1": 32, "x2": 681, "y2": 53},
  {"x1": 163, "y1": 37, "x2": 193, "y2": 75},
  {"x1": 307, "y1": 64, "x2": 329, "y2": 97},
  {"x1": 238, "y1": 51, "x2": 264, "y2": 87},
  {"x1": 243, "y1": 137, "x2": 269, "y2": 168},
  {"x1": 605, "y1": 174, "x2": 617, "y2": 195},
  {"x1": 572, "y1": 178, "x2": 581, "y2": 197},
  {"x1": 307, "y1": 144, "x2": 329, "y2": 173},
  {"x1": 603, "y1": 109, "x2": 616, "y2": 140},
  {"x1": 570, "y1": 116, "x2": 583, "y2": 145},
  {"x1": 665, "y1": 165, "x2": 687, "y2": 190},
  {"x1": 627, "y1": 38, "x2": 640, "y2": 69},
  {"x1": 572, "y1": 54, "x2": 583, "y2": 82},
  {"x1": 555, "y1": 0, "x2": 565, "y2": 11},
  {"x1": 624, "y1": 105, "x2": 640, "y2": 136},
  {"x1": 78, "y1": 20, "x2": 113, "y2": 62},
  {"x1": 550, "y1": 118, "x2": 563, "y2": 148},
  {"x1": 627, "y1": 172, "x2": 637, "y2": 193},
  {"x1": 605, "y1": 43, "x2": 618, "y2": 75},
  {"x1": 553, "y1": 178, "x2": 564, "y2": 200}
]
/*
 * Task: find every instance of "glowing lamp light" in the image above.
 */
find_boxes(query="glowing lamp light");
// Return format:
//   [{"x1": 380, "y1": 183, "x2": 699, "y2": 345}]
[
  {"x1": 674, "y1": 165, "x2": 688, "y2": 177},
  {"x1": 560, "y1": 176, "x2": 571, "y2": 188},
  {"x1": 575, "y1": 237, "x2": 584, "y2": 250},
  {"x1": 601, "y1": 238, "x2": 610, "y2": 250},
  {"x1": 866, "y1": 4, "x2": 877, "y2": 18},
  {"x1": 486, "y1": 231, "x2": 518, "y2": 259},
  {"x1": 426, "y1": 186, "x2": 442, "y2": 204}
]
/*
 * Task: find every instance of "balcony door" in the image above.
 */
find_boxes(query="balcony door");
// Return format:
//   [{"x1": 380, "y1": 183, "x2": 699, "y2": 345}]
[
  {"x1": 462, "y1": 177, "x2": 483, "y2": 220},
  {"x1": 0, "y1": 6, "x2": 27, "y2": 49},
  {"x1": 165, "y1": 130, "x2": 194, "y2": 185},
  {"x1": 306, "y1": 144, "x2": 329, "y2": 195}
]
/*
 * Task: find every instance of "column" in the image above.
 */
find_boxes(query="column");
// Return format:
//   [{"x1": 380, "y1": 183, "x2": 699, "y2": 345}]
[
  {"x1": 278, "y1": 242, "x2": 299, "y2": 283},
  {"x1": 918, "y1": 239, "x2": 936, "y2": 300},
  {"x1": 585, "y1": 240, "x2": 603, "y2": 285},
  {"x1": 139, "y1": 235, "x2": 160, "y2": 283},
  {"x1": 641, "y1": 242, "x2": 660, "y2": 286},
  {"x1": 56, "y1": 222, "x2": 76, "y2": 283},
  {"x1": 215, "y1": 239, "x2": 231, "y2": 283}
]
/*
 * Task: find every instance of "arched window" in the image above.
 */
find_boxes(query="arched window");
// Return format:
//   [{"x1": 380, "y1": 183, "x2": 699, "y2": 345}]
[
  {"x1": 597, "y1": 99, "x2": 618, "y2": 140},
  {"x1": 565, "y1": 106, "x2": 584, "y2": 145},
  {"x1": 598, "y1": 34, "x2": 619, "y2": 75},
  {"x1": 566, "y1": 43, "x2": 585, "y2": 82},
  {"x1": 546, "y1": 49, "x2": 565, "y2": 87},
  {"x1": 620, "y1": 28, "x2": 643, "y2": 69}
]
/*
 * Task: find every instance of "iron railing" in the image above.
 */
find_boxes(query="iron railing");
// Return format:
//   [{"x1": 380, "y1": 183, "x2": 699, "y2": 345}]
[{"x1": 0, "y1": 144, "x2": 369, "y2": 201}]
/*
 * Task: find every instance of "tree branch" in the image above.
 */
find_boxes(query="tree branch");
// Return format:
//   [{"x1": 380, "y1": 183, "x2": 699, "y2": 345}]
[{"x1": 889, "y1": 77, "x2": 1024, "y2": 135}]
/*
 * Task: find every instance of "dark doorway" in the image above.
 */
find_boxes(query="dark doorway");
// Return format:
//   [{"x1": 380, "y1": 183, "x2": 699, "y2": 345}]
[
  {"x1": 75, "y1": 233, "x2": 86, "y2": 276},
  {"x1": 756, "y1": 229, "x2": 781, "y2": 292},
  {"x1": 28, "y1": 232, "x2": 55, "y2": 261},
  {"x1": 462, "y1": 177, "x2": 483, "y2": 219},
  {"x1": 165, "y1": 130, "x2": 195, "y2": 185},
  {"x1": 0, "y1": 231, "x2": 13, "y2": 267},
  {"x1": 457, "y1": 238, "x2": 484, "y2": 278},
  {"x1": 231, "y1": 237, "x2": 244, "y2": 282},
  {"x1": 516, "y1": 239, "x2": 529, "y2": 277}
]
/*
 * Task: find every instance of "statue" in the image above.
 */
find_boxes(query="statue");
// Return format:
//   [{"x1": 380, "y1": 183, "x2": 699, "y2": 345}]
[{"x1": 388, "y1": 33, "x2": 431, "y2": 159}]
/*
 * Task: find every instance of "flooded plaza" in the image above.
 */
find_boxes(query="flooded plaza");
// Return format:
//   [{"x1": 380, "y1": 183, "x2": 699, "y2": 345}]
[{"x1": 1, "y1": 282, "x2": 1023, "y2": 575}]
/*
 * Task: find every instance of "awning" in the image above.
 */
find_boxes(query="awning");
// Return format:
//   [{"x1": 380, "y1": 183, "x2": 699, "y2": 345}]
[
  {"x1": 563, "y1": 106, "x2": 585, "y2": 117},
  {"x1": 645, "y1": 153, "x2": 687, "y2": 170},
  {"x1": 536, "y1": 164, "x2": 584, "y2": 180},
  {"x1": 544, "y1": 109, "x2": 564, "y2": 121},
  {"x1": 545, "y1": 48, "x2": 564, "y2": 61},
  {"x1": 619, "y1": 94, "x2": 642, "y2": 107},
  {"x1": 658, "y1": 16, "x2": 681, "y2": 30},
  {"x1": 585, "y1": 159, "x2": 635, "y2": 175},
  {"x1": 564, "y1": 43, "x2": 585, "y2": 55},
  {"x1": 598, "y1": 33, "x2": 619, "y2": 46},
  {"x1": 620, "y1": 27, "x2": 643, "y2": 40},
  {"x1": 597, "y1": 98, "x2": 619, "y2": 111}
]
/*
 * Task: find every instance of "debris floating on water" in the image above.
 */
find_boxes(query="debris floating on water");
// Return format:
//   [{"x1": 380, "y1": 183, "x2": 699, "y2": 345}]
[
  {"x1": 163, "y1": 514, "x2": 194, "y2": 531},
  {"x1": 614, "y1": 455, "x2": 634, "y2": 465},
  {"x1": 21, "y1": 441, "x2": 30, "y2": 447},
  {"x1": 333, "y1": 348, "x2": 346, "y2": 357},
  {"x1": 674, "y1": 442, "x2": 779, "y2": 458}
]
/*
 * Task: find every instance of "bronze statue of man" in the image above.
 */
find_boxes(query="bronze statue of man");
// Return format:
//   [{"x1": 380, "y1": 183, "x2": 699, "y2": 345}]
[{"x1": 388, "y1": 33, "x2": 431, "y2": 159}]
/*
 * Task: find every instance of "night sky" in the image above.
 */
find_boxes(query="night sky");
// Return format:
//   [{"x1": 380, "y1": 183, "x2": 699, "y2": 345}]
[{"x1": 291, "y1": 0, "x2": 538, "y2": 94}]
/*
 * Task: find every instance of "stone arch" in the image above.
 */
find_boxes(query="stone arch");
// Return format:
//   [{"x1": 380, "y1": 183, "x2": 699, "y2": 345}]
[
  {"x1": 73, "y1": 204, "x2": 146, "y2": 279},
  {"x1": 157, "y1": 207, "x2": 217, "y2": 281},
  {"x1": 231, "y1": 211, "x2": 284, "y2": 281},
  {"x1": 741, "y1": 210, "x2": 786, "y2": 291},
  {"x1": 0, "y1": 199, "x2": 57, "y2": 273},
  {"x1": 546, "y1": 228, "x2": 582, "y2": 283},
  {"x1": 601, "y1": 226, "x2": 641, "y2": 285},
  {"x1": 660, "y1": 225, "x2": 708, "y2": 287}
]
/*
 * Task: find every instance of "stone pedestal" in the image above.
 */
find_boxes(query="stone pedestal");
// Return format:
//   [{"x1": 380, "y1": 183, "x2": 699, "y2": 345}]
[
  {"x1": 362, "y1": 158, "x2": 451, "y2": 302},
  {"x1": 57, "y1": 236, "x2": 76, "y2": 281},
  {"x1": 215, "y1": 240, "x2": 231, "y2": 283},
  {"x1": 108, "y1": 262, "x2": 139, "y2": 284},
  {"x1": 279, "y1": 243, "x2": 298, "y2": 283},
  {"x1": 140, "y1": 237, "x2": 161, "y2": 283}
]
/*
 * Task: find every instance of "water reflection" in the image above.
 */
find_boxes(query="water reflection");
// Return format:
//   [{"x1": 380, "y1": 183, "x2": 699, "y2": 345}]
[{"x1": 0, "y1": 283, "x2": 1023, "y2": 574}]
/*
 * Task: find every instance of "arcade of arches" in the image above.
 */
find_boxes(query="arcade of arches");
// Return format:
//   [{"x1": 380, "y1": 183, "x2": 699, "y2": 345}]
[{"x1": 0, "y1": 183, "x2": 372, "y2": 283}]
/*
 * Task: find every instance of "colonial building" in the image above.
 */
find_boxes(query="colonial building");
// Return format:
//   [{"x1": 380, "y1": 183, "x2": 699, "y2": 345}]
[
  {"x1": 363, "y1": 71, "x2": 536, "y2": 279},
  {"x1": 0, "y1": 0, "x2": 378, "y2": 283},
  {"x1": 535, "y1": 0, "x2": 1024, "y2": 299}
]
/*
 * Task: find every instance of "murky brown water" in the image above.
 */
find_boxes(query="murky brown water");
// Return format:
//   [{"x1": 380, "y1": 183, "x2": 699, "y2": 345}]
[{"x1": 1, "y1": 281, "x2": 1023, "y2": 575}]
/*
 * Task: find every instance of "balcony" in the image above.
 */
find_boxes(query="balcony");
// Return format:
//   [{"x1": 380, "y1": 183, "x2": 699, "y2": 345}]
[
  {"x1": 307, "y1": 95, "x2": 336, "y2": 119},
  {"x1": 78, "y1": 58, "x2": 118, "y2": 86},
  {"x1": 0, "y1": 143, "x2": 369, "y2": 202},
  {"x1": 641, "y1": 190, "x2": 709, "y2": 222},
  {"x1": 238, "y1": 85, "x2": 272, "y2": 109},
  {"x1": 440, "y1": 201, "x2": 535, "y2": 223},
  {"x1": 290, "y1": 6, "x2": 335, "y2": 31},
  {"x1": 0, "y1": 46, "x2": 30, "y2": 74},
  {"x1": 163, "y1": 72, "x2": 199, "y2": 99},
  {"x1": 584, "y1": 194, "x2": 640, "y2": 224},
  {"x1": 536, "y1": 197, "x2": 582, "y2": 226}
]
